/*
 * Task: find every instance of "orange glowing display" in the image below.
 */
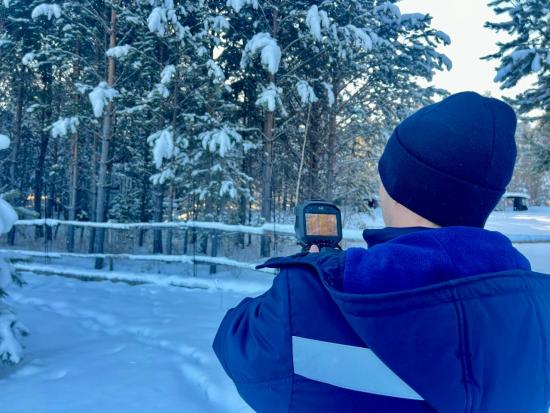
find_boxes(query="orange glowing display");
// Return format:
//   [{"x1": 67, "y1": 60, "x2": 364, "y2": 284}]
[{"x1": 305, "y1": 213, "x2": 338, "y2": 236}]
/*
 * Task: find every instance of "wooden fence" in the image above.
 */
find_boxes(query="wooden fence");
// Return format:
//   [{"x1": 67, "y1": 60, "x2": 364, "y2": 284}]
[{"x1": 2, "y1": 219, "x2": 549, "y2": 276}]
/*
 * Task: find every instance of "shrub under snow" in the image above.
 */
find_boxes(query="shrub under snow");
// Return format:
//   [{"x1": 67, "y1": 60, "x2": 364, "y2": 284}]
[{"x1": 0, "y1": 197, "x2": 26, "y2": 364}]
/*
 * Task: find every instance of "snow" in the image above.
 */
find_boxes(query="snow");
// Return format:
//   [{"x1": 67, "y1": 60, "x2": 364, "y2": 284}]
[
  {"x1": 0, "y1": 134, "x2": 10, "y2": 150},
  {"x1": 200, "y1": 127, "x2": 241, "y2": 158},
  {"x1": 207, "y1": 59, "x2": 225, "y2": 83},
  {"x1": 210, "y1": 15, "x2": 230, "y2": 31},
  {"x1": 435, "y1": 30, "x2": 451, "y2": 45},
  {"x1": 226, "y1": 0, "x2": 258, "y2": 13},
  {"x1": 0, "y1": 199, "x2": 17, "y2": 235},
  {"x1": 106, "y1": 45, "x2": 132, "y2": 59},
  {"x1": 241, "y1": 32, "x2": 281, "y2": 75},
  {"x1": 531, "y1": 53, "x2": 542, "y2": 72},
  {"x1": 0, "y1": 184, "x2": 22, "y2": 364},
  {"x1": 494, "y1": 64, "x2": 512, "y2": 82},
  {"x1": 510, "y1": 49, "x2": 531, "y2": 62},
  {"x1": 255, "y1": 83, "x2": 283, "y2": 112},
  {"x1": 346, "y1": 25, "x2": 373, "y2": 51},
  {"x1": 12, "y1": 218, "x2": 294, "y2": 235},
  {"x1": 322, "y1": 82, "x2": 335, "y2": 107},
  {"x1": 440, "y1": 54, "x2": 453, "y2": 71},
  {"x1": 503, "y1": 192, "x2": 530, "y2": 199},
  {"x1": 75, "y1": 82, "x2": 90, "y2": 94},
  {"x1": 0, "y1": 259, "x2": 11, "y2": 290},
  {"x1": 21, "y1": 52, "x2": 35, "y2": 67},
  {"x1": 296, "y1": 80, "x2": 318, "y2": 105},
  {"x1": 2, "y1": 0, "x2": 9, "y2": 8},
  {"x1": 400, "y1": 13, "x2": 426, "y2": 28},
  {"x1": 148, "y1": 128, "x2": 174, "y2": 169},
  {"x1": 31, "y1": 4, "x2": 61, "y2": 20},
  {"x1": 374, "y1": 1, "x2": 401, "y2": 23},
  {"x1": 0, "y1": 308, "x2": 26, "y2": 364},
  {"x1": 161, "y1": 65, "x2": 176, "y2": 84},
  {"x1": 51, "y1": 117, "x2": 79, "y2": 138},
  {"x1": 88, "y1": 82, "x2": 118, "y2": 118},
  {"x1": 148, "y1": 7, "x2": 167, "y2": 37},
  {"x1": 11, "y1": 262, "x2": 273, "y2": 293},
  {"x1": 0, "y1": 271, "x2": 261, "y2": 412},
  {"x1": 306, "y1": 5, "x2": 323, "y2": 41},
  {"x1": 219, "y1": 181, "x2": 237, "y2": 199}
]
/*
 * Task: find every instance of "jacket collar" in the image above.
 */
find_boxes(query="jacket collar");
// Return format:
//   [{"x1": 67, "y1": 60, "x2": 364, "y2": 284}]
[{"x1": 362, "y1": 227, "x2": 433, "y2": 248}]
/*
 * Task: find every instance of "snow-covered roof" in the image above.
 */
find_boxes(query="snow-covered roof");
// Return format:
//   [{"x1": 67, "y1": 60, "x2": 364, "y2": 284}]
[{"x1": 503, "y1": 192, "x2": 530, "y2": 199}]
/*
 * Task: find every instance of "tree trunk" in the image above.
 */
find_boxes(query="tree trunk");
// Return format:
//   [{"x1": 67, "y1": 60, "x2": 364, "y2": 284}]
[
  {"x1": 66, "y1": 127, "x2": 79, "y2": 251},
  {"x1": 164, "y1": 65, "x2": 179, "y2": 255},
  {"x1": 166, "y1": 184, "x2": 175, "y2": 255},
  {"x1": 305, "y1": 106, "x2": 321, "y2": 200},
  {"x1": 325, "y1": 80, "x2": 340, "y2": 201},
  {"x1": 9, "y1": 75, "x2": 23, "y2": 188},
  {"x1": 88, "y1": 131, "x2": 98, "y2": 253},
  {"x1": 138, "y1": 173, "x2": 149, "y2": 247},
  {"x1": 325, "y1": 111, "x2": 337, "y2": 201},
  {"x1": 153, "y1": 184, "x2": 164, "y2": 254},
  {"x1": 67, "y1": 40, "x2": 82, "y2": 252},
  {"x1": 45, "y1": 140, "x2": 58, "y2": 241},
  {"x1": 260, "y1": 114, "x2": 273, "y2": 257},
  {"x1": 95, "y1": 6, "x2": 117, "y2": 269},
  {"x1": 34, "y1": 68, "x2": 52, "y2": 238},
  {"x1": 67, "y1": 132, "x2": 80, "y2": 252},
  {"x1": 260, "y1": 8, "x2": 279, "y2": 257}
]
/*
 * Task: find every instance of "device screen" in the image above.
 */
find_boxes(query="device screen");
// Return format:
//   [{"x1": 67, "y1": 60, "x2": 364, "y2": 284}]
[{"x1": 305, "y1": 213, "x2": 338, "y2": 236}]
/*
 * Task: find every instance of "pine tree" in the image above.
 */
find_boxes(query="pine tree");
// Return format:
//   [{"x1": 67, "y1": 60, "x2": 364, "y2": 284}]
[
  {"x1": 143, "y1": 0, "x2": 255, "y2": 227},
  {"x1": 0, "y1": 0, "x2": 451, "y2": 259},
  {"x1": 485, "y1": 0, "x2": 549, "y2": 176},
  {"x1": 218, "y1": 0, "x2": 450, "y2": 254},
  {"x1": 485, "y1": 0, "x2": 549, "y2": 117},
  {"x1": 0, "y1": 135, "x2": 28, "y2": 364}
]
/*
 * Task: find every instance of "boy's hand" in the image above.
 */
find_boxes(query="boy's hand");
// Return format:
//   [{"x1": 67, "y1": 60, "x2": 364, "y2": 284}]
[{"x1": 309, "y1": 245, "x2": 320, "y2": 253}]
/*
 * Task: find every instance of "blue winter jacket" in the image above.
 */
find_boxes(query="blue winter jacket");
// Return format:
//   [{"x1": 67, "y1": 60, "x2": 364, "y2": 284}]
[{"x1": 213, "y1": 227, "x2": 550, "y2": 413}]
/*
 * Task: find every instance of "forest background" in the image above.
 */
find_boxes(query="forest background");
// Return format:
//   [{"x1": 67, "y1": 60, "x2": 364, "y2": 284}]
[{"x1": 0, "y1": 0, "x2": 548, "y2": 258}]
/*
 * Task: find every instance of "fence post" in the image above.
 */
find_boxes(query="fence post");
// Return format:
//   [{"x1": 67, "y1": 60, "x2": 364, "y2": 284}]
[
  {"x1": 183, "y1": 228, "x2": 188, "y2": 255},
  {"x1": 7, "y1": 227, "x2": 15, "y2": 246},
  {"x1": 209, "y1": 231, "x2": 218, "y2": 274},
  {"x1": 67, "y1": 223, "x2": 75, "y2": 252}
]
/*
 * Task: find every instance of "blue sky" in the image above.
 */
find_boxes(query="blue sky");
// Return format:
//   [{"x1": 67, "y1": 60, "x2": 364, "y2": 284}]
[{"x1": 399, "y1": 0, "x2": 529, "y2": 98}]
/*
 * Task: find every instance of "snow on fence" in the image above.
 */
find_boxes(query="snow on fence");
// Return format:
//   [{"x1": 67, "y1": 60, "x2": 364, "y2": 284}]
[
  {"x1": 10, "y1": 218, "x2": 550, "y2": 243},
  {"x1": 12, "y1": 218, "x2": 367, "y2": 240},
  {"x1": 2, "y1": 219, "x2": 549, "y2": 281},
  {"x1": 0, "y1": 248, "x2": 273, "y2": 273},
  {"x1": 2, "y1": 220, "x2": 292, "y2": 276}
]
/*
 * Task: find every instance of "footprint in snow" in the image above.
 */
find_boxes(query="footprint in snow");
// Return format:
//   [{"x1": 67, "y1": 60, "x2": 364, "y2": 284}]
[
  {"x1": 12, "y1": 364, "x2": 43, "y2": 378},
  {"x1": 46, "y1": 369, "x2": 68, "y2": 380}
]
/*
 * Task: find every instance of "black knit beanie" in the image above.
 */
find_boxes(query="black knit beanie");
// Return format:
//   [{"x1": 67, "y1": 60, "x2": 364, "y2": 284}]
[{"x1": 378, "y1": 91, "x2": 517, "y2": 227}]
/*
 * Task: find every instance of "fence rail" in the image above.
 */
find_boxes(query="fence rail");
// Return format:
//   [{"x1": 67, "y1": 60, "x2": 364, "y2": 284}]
[
  {"x1": 3, "y1": 219, "x2": 550, "y2": 278},
  {"x1": 13, "y1": 218, "x2": 368, "y2": 241},
  {"x1": 11, "y1": 218, "x2": 550, "y2": 243}
]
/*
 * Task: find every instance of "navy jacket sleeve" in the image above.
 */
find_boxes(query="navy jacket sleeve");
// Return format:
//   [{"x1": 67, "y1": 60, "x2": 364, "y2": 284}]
[{"x1": 213, "y1": 269, "x2": 293, "y2": 412}]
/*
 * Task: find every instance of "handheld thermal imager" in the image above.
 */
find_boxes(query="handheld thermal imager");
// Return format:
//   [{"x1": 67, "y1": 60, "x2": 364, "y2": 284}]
[{"x1": 294, "y1": 200, "x2": 342, "y2": 251}]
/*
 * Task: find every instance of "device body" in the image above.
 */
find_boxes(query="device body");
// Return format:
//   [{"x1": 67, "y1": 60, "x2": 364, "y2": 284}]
[{"x1": 294, "y1": 200, "x2": 343, "y2": 250}]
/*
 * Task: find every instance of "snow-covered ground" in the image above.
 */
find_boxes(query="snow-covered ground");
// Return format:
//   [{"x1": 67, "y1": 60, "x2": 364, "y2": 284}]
[
  {"x1": 345, "y1": 206, "x2": 550, "y2": 236},
  {"x1": 0, "y1": 270, "x2": 267, "y2": 413},
  {"x1": 0, "y1": 208, "x2": 549, "y2": 413}
]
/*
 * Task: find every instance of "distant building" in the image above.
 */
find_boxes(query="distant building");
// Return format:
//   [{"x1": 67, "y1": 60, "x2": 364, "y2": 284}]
[{"x1": 497, "y1": 192, "x2": 530, "y2": 211}]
